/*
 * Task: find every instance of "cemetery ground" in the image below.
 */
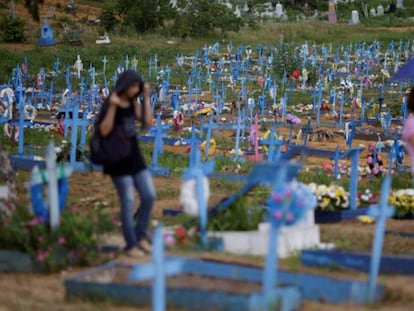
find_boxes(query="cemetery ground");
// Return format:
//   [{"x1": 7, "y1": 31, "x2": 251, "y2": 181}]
[
  {"x1": 4, "y1": 5, "x2": 414, "y2": 309},
  {"x1": 2, "y1": 127, "x2": 414, "y2": 310}
]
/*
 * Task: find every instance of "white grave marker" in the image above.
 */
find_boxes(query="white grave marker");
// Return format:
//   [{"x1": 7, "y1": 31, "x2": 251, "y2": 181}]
[
  {"x1": 275, "y1": 2, "x2": 283, "y2": 18},
  {"x1": 377, "y1": 4, "x2": 384, "y2": 16},
  {"x1": 351, "y1": 10, "x2": 360, "y2": 24}
]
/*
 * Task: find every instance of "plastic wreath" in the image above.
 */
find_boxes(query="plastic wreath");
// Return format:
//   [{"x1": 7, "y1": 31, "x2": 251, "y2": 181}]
[
  {"x1": 24, "y1": 105, "x2": 37, "y2": 121},
  {"x1": 267, "y1": 182, "x2": 317, "y2": 227}
]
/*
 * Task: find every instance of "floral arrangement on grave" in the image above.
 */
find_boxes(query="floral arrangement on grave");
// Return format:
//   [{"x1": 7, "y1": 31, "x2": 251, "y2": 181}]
[
  {"x1": 320, "y1": 99, "x2": 331, "y2": 112},
  {"x1": 0, "y1": 145, "x2": 16, "y2": 215},
  {"x1": 322, "y1": 161, "x2": 373, "y2": 179},
  {"x1": 367, "y1": 144, "x2": 385, "y2": 177},
  {"x1": 0, "y1": 205, "x2": 117, "y2": 272},
  {"x1": 389, "y1": 189, "x2": 414, "y2": 218},
  {"x1": 358, "y1": 189, "x2": 377, "y2": 205},
  {"x1": 267, "y1": 182, "x2": 317, "y2": 226},
  {"x1": 173, "y1": 111, "x2": 184, "y2": 132},
  {"x1": 307, "y1": 183, "x2": 349, "y2": 211},
  {"x1": 286, "y1": 113, "x2": 301, "y2": 125}
]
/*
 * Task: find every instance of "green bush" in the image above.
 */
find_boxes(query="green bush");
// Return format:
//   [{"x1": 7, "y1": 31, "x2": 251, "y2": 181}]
[
  {"x1": 117, "y1": 0, "x2": 175, "y2": 33},
  {"x1": 1, "y1": 15, "x2": 26, "y2": 43},
  {"x1": 174, "y1": 0, "x2": 242, "y2": 38},
  {"x1": 99, "y1": 8, "x2": 119, "y2": 32},
  {"x1": 0, "y1": 205, "x2": 117, "y2": 272},
  {"x1": 208, "y1": 196, "x2": 265, "y2": 231}
]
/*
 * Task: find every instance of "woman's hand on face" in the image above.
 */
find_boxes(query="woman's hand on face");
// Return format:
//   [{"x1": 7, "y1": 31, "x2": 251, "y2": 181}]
[
  {"x1": 143, "y1": 82, "x2": 151, "y2": 97},
  {"x1": 109, "y1": 92, "x2": 122, "y2": 107}
]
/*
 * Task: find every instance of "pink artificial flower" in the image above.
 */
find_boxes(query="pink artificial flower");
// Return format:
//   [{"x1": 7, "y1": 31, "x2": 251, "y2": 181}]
[
  {"x1": 69, "y1": 250, "x2": 77, "y2": 258},
  {"x1": 37, "y1": 236, "x2": 44, "y2": 242},
  {"x1": 108, "y1": 252, "x2": 115, "y2": 260},
  {"x1": 273, "y1": 210, "x2": 283, "y2": 220},
  {"x1": 112, "y1": 218, "x2": 121, "y2": 226},
  {"x1": 285, "y1": 213, "x2": 294, "y2": 222},
  {"x1": 37, "y1": 251, "x2": 49, "y2": 262},
  {"x1": 69, "y1": 206, "x2": 79, "y2": 212},
  {"x1": 272, "y1": 193, "x2": 281, "y2": 203},
  {"x1": 58, "y1": 236, "x2": 66, "y2": 245},
  {"x1": 285, "y1": 189, "x2": 293, "y2": 198},
  {"x1": 28, "y1": 218, "x2": 38, "y2": 226},
  {"x1": 323, "y1": 162, "x2": 334, "y2": 173}
]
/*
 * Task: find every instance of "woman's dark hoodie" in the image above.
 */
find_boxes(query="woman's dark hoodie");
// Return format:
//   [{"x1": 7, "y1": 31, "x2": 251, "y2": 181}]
[{"x1": 97, "y1": 70, "x2": 146, "y2": 176}]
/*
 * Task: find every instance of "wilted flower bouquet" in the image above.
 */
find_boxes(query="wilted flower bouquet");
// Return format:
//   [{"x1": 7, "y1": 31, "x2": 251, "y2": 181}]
[
  {"x1": 389, "y1": 189, "x2": 414, "y2": 218},
  {"x1": 307, "y1": 183, "x2": 350, "y2": 211}
]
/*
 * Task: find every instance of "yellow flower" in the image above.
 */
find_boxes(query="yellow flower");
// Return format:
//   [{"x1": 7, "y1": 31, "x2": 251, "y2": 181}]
[
  {"x1": 320, "y1": 197, "x2": 331, "y2": 209},
  {"x1": 357, "y1": 215, "x2": 374, "y2": 224}
]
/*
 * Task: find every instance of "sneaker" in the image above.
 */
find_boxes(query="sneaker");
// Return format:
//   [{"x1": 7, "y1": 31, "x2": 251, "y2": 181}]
[
  {"x1": 124, "y1": 247, "x2": 145, "y2": 258},
  {"x1": 137, "y1": 240, "x2": 152, "y2": 254}
]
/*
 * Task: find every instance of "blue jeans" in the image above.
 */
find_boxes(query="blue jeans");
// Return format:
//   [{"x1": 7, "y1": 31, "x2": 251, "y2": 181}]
[{"x1": 111, "y1": 169, "x2": 156, "y2": 250}]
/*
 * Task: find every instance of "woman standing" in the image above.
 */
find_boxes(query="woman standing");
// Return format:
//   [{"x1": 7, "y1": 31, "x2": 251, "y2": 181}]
[{"x1": 97, "y1": 70, "x2": 155, "y2": 257}]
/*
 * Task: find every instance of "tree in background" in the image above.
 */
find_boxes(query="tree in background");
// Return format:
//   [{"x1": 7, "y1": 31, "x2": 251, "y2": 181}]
[
  {"x1": 1, "y1": 14, "x2": 26, "y2": 42},
  {"x1": 24, "y1": 0, "x2": 44, "y2": 21},
  {"x1": 174, "y1": 0, "x2": 241, "y2": 38},
  {"x1": 116, "y1": 0, "x2": 174, "y2": 33},
  {"x1": 99, "y1": 7, "x2": 119, "y2": 32}
]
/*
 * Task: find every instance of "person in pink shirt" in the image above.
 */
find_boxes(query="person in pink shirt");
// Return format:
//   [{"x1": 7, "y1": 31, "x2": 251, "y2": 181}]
[{"x1": 402, "y1": 88, "x2": 414, "y2": 174}]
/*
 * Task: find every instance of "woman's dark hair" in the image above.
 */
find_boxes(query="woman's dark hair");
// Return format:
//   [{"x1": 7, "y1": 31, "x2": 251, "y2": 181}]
[
  {"x1": 113, "y1": 70, "x2": 144, "y2": 97},
  {"x1": 407, "y1": 87, "x2": 414, "y2": 113}
]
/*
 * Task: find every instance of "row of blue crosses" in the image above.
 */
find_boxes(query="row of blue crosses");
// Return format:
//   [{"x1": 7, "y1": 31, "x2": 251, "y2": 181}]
[
  {"x1": 131, "y1": 153, "x2": 395, "y2": 310},
  {"x1": 9, "y1": 66, "x2": 405, "y2": 200},
  {"x1": 9, "y1": 37, "x2": 410, "y2": 129},
  {"x1": 8, "y1": 63, "x2": 407, "y2": 187},
  {"x1": 147, "y1": 41, "x2": 408, "y2": 131}
]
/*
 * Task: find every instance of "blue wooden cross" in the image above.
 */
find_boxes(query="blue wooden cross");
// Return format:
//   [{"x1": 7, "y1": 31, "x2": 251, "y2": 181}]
[
  {"x1": 300, "y1": 119, "x2": 312, "y2": 146},
  {"x1": 53, "y1": 58, "x2": 60, "y2": 75},
  {"x1": 16, "y1": 85, "x2": 26, "y2": 155},
  {"x1": 65, "y1": 64, "x2": 72, "y2": 90},
  {"x1": 262, "y1": 167, "x2": 289, "y2": 296},
  {"x1": 151, "y1": 225, "x2": 166, "y2": 311},
  {"x1": 258, "y1": 93, "x2": 266, "y2": 116},
  {"x1": 189, "y1": 124, "x2": 198, "y2": 168},
  {"x1": 102, "y1": 56, "x2": 108, "y2": 76},
  {"x1": 333, "y1": 145, "x2": 340, "y2": 182},
  {"x1": 233, "y1": 114, "x2": 244, "y2": 162},
  {"x1": 249, "y1": 162, "x2": 310, "y2": 310},
  {"x1": 367, "y1": 175, "x2": 394, "y2": 303},
  {"x1": 361, "y1": 98, "x2": 366, "y2": 123},
  {"x1": 125, "y1": 55, "x2": 129, "y2": 70},
  {"x1": 381, "y1": 108, "x2": 392, "y2": 138},
  {"x1": 62, "y1": 101, "x2": 92, "y2": 170},
  {"x1": 280, "y1": 94, "x2": 287, "y2": 125},
  {"x1": 402, "y1": 96, "x2": 408, "y2": 121},
  {"x1": 339, "y1": 93, "x2": 345, "y2": 128},
  {"x1": 148, "y1": 115, "x2": 170, "y2": 177}
]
